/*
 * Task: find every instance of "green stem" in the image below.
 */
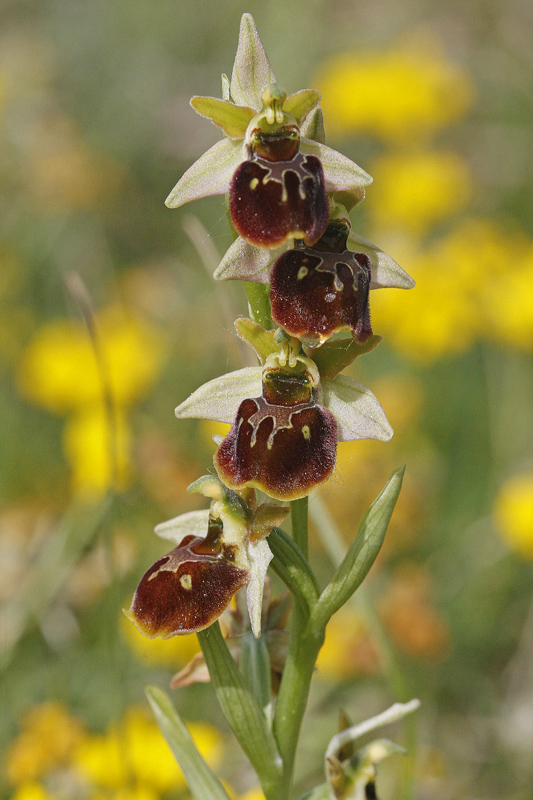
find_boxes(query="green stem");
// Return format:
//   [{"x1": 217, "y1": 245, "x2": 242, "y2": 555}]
[
  {"x1": 272, "y1": 497, "x2": 323, "y2": 799},
  {"x1": 290, "y1": 496, "x2": 309, "y2": 559}
]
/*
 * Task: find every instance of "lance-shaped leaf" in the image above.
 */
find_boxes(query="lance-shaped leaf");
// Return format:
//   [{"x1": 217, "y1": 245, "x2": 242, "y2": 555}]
[
  {"x1": 321, "y1": 374, "x2": 393, "y2": 442},
  {"x1": 145, "y1": 686, "x2": 232, "y2": 800},
  {"x1": 155, "y1": 509, "x2": 210, "y2": 545},
  {"x1": 198, "y1": 622, "x2": 282, "y2": 793},
  {"x1": 268, "y1": 527, "x2": 319, "y2": 617},
  {"x1": 175, "y1": 366, "x2": 262, "y2": 424},
  {"x1": 165, "y1": 137, "x2": 243, "y2": 209},
  {"x1": 230, "y1": 13, "x2": 276, "y2": 108},
  {"x1": 190, "y1": 96, "x2": 255, "y2": 138},
  {"x1": 311, "y1": 467, "x2": 405, "y2": 631},
  {"x1": 348, "y1": 231, "x2": 415, "y2": 290}
]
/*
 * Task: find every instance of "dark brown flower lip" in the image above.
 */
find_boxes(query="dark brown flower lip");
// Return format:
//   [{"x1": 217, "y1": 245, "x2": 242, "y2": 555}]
[
  {"x1": 229, "y1": 150, "x2": 328, "y2": 249},
  {"x1": 214, "y1": 393, "x2": 338, "y2": 501},
  {"x1": 126, "y1": 535, "x2": 249, "y2": 638}
]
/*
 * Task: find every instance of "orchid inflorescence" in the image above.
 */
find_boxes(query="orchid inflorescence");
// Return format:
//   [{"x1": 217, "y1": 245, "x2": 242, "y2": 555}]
[{"x1": 127, "y1": 14, "x2": 419, "y2": 800}]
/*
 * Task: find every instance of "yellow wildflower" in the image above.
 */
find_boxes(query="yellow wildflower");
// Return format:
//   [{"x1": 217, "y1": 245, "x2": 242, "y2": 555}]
[
  {"x1": 494, "y1": 474, "x2": 533, "y2": 558},
  {"x1": 17, "y1": 306, "x2": 165, "y2": 413},
  {"x1": 366, "y1": 150, "x2": 472, "y2": 235},
  {"x1": 4, "y1": 702, "x2": 86, "y2": 785},
  {"x1": 315, "y1": 40, "x2": 473, "y2": 142},
  {"x1": 74, "y1": 707, "x2": 221, "y2": 793},
  {"x1": 8, "y1": 783, "x2": 55, "y2": 800},
  {"x1": 62, "y1": 404, "x2": 132, "y2": 495},
  {"x1": 16, "y1": 305, "x2": 165, "y2": 494}
]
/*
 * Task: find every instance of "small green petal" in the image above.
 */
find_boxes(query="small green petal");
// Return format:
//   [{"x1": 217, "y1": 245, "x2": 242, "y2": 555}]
[
  {"x1": 283, "y1": 89, "x2": 321, "y2": 125},
  {"x1": 165, "y1": 137, "x2": 243, "y2": 209},
  {"x1": 231, "y1": 13, "x2": 276, "y2": 110},
  {"x1": 299, "y1": 105, "x2": 326, "y2": 144},
  {"x1": 321, "y1": 375, "x2": 393, "y2": 442},
  {"x1": 190, "y1": 96, "x2": 255, "y2": 139},
  {"x1": 234, "y1": 317, "x2": 279, "y2": 362},
  {"x1": 347, "y1": 231, "x2": 416, "y2": 290}
]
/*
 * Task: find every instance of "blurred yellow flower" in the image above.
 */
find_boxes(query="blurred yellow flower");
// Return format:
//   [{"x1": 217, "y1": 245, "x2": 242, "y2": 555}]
[
  {"x1": 367, "y1": 150, "x2": 472, "y2": 235},
  {"x1": 74, "y1": 707, "x2": 221, "y2": 794},
  {"x1": 17, "y1": 307, "x2": 165, "y2": 413},
  {"x1": 62, "y1": 405, "x2": 132, "y2": 495},
  {"x1": 17, "y1": 305, "x2": 165, "y2": 494},
  {"x1": 121, "y1": 612, "x2": 201, "y2": 667},
  {"x1": 9, "y1": 783, "x2": 55, "y2": 800},
  {"x1": 4, "y1": 702, "x2": 86, "y2": 785},
  {"x1": 494, "y1": 473, "x2": 533, "y2": 558},
  {"x1": 200, "y1": 419, "x2": 231, "y2": 449},
  {"x1": 315, "y1": 40, "x2": 473, "y2": 142}
]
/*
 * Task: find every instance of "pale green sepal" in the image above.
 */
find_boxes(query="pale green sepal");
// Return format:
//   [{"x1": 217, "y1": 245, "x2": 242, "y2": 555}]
[
  {"x1": 347, "y1": 231, "x2": 415, "y2": 290},
  {"x1": 295, "y1": 785, "x2": 331, "y2": 800},
  {"x1": 234, "y1": 317, "x2": 279, "y2": 362},
  {"x1": 284, "y1": 89, "x2": 321, "y2": 126},
  {"x1": 246, "y1": 538, "x2": 273, "y2": 638},
  {"x1": 221, "y1": 73, "x2": 231, "y2": 101},
  {"x1": 214, "y1": 237, "x2": 281, "y2": 283},
  {"x1": 312, "y1": 467, "x2": 405, "y2": 630},
  {"x1": 165, "y1": 137, "x2": 243, "y2": 208},
  {"x1": 299, "y1": 105, "x2": 326, "y2": 144},
  {"x1": 145, "y1": 686, "x2": 232, "y2": 800},
  {"x1": 268, "y1": 527, "x2": 320, "y2": 617},
  {"x1": 175, "y1": 366, "x2": 262, "y2": 424},
  {"x1": 301, "y1": 139, "x2": 372, "y2": 195},
  {"x1": 190, "y1": 96, "x2": 255, "y2": 139},
  {"x1": 321, "y1": 375, "x2": 393, "y2": 442},
  {"x1": 154, "y1": 509, "x2": 210, "y2": 545},
  {"x1": 198, "y1": 622, "x2": 283, "y2": 792},
  {"x1": 231, "y1": 13, "x2": 276, "y2": 110}
]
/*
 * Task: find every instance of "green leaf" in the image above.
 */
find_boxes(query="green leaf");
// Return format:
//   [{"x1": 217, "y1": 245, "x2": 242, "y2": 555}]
[
  {"x1": 312, "y1": 467, "x2": 405, "y2": 629},
  {"x1": 231, "y1": 13, "x2": 276, "y2": 109},
  {"x1": 240, "y1": 632, "x2": 272, "y2": 714},
  {"x1": 190, "y1": 96, "x2": 255, "y2": 139},
  {"x1": 145, "y1": 685, "x2": 231, "y2": 800},
  {"x1": 198, "y1": 622, "x2": 282, "y2": 792},
  {"x1": 283, "y1": 89, "x2": 321, "y2": 125},
  {"x1": 175, "y1": 366, "x2": 262, "y2": 424},
  {"x1": 347, "y1": 231, "x2": 415, "y2": 290},
  {"x1": 165, "y1": 137, "x2": 243, "y2": 209},
  {"x1": 268, "y1": 527, "x2": 319, "y2": 617},
  {"x1": 310, "y1": 335, "x2": 382, "y2": 383},
  {"x1": 321, "y1": 375, "x2": 393, "y2": 442}
]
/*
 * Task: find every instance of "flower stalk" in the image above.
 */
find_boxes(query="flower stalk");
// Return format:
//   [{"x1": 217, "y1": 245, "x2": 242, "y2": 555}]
[{"x1": 126, "y1": 13, "x2": 420, "y2": 800}]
